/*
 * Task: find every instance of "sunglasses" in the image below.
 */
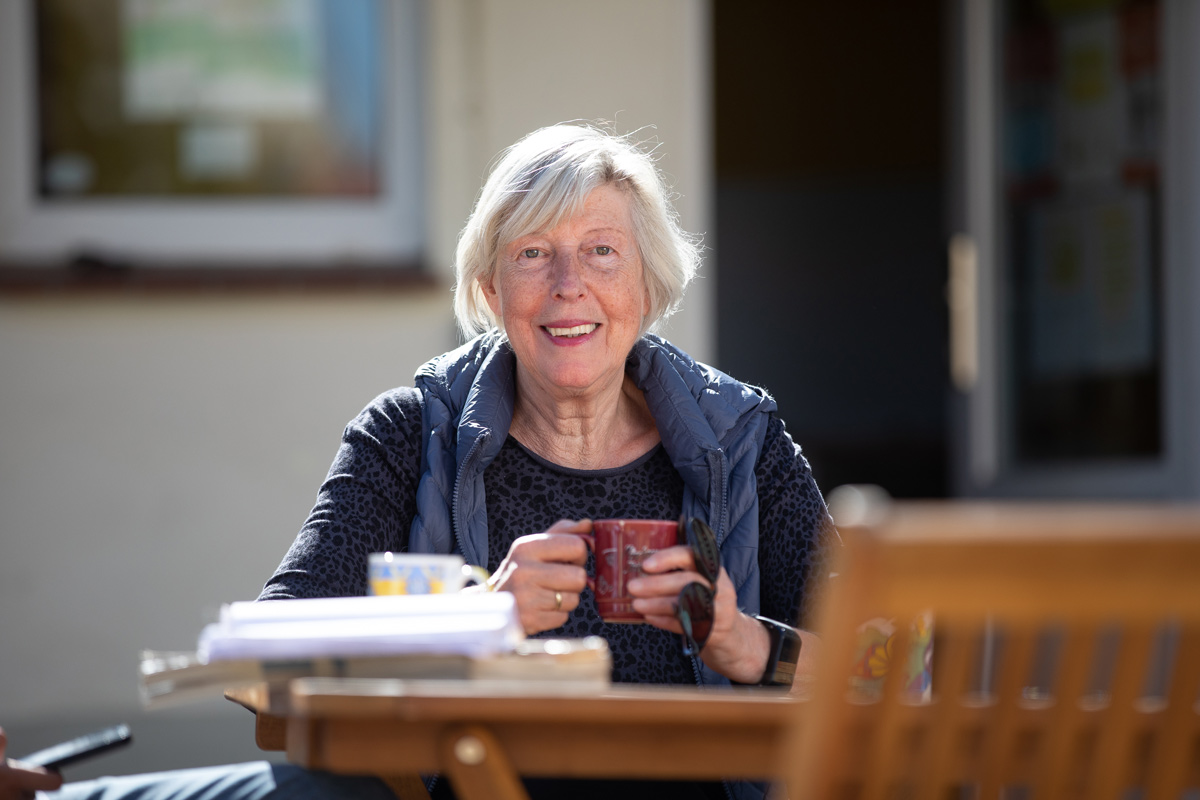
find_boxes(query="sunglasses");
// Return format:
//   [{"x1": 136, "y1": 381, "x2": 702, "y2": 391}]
[{"x1": 676, "y1": 516, "x2": 721, "y2": 657}]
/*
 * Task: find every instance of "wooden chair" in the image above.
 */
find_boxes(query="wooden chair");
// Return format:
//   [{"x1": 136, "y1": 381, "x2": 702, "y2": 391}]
[{"x1": 784, "y1": 499, "x2": 1200, "y2": 800}]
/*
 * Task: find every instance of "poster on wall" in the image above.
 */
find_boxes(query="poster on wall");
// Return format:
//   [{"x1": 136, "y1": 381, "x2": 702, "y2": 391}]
[
  {"x1": 1026, "y1": 190, "x2": 1153, "y2": 377},
  {"x1": 122, "y1": 0, "x2": 323, "y2": 120},
  {"x1": 36, "y1": 0, "x2": 382, "y2": 198},
  {"x1": 1003, "y1": 0, "x2": 1161, "y2": 461}
]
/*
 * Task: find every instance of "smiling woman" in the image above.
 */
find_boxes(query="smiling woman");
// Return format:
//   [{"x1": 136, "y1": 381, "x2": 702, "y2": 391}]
[{"x1": 252, "y1": 122, "x2": 841, "y2": 800}]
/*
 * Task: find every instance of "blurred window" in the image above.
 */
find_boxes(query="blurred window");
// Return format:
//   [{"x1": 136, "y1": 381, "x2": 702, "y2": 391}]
[{"x1": 36, "y1": 0, "x2": 383, "y2": 198}]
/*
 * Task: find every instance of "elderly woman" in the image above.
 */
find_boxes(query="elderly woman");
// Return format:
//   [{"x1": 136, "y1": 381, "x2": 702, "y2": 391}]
[
  {"x1": 260, "y1": 123, "x2": 835, "y2": 690},
  {"x1": 259, "y1": 123, "x2": 837, "y2": 798}
]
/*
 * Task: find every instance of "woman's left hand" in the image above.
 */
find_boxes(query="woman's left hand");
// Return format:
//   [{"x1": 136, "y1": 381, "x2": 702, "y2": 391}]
[{"x1": 626, "y1": 546, "x2": 772, "y2": 684}]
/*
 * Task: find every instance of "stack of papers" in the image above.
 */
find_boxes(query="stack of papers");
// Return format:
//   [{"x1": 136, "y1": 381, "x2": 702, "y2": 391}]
[
  {"x1": 198, "y1": 593, "x2": 525, "y2": 662},
  {"x1": 139, "y1": 594, "x2": 612, "y2": 709},
  {"x1": 139, "y1": 637, "x2": 612, "y2": 709}
]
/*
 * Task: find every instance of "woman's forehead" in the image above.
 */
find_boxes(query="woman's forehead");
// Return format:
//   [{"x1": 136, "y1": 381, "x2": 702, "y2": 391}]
[{"x1": 506, "y1": 183, "x2": 635, "y2": 242}]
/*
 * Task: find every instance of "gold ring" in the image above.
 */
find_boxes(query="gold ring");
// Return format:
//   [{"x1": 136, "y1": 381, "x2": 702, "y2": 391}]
[{"x1": 554, "y1": 591, "x2": 563, "y2": 611}]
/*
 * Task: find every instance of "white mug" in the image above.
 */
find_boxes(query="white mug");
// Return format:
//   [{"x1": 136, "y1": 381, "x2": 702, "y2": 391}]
[{"x1": 368, "y1": 552, "x2": 488, "y2": 596}]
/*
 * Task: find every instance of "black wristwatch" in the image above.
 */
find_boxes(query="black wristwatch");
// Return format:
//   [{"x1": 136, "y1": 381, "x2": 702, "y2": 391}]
[{"x1": 754, "y1": 615, "x2": 802, "y2": 687}]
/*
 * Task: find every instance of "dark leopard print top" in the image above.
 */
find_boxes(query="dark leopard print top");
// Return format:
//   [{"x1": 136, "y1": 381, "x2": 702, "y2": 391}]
[{"x1": 260, "y1": 387, "x2": 838, "y2": 687}]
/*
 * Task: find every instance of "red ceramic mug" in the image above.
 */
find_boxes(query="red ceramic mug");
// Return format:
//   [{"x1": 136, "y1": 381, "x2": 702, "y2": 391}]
[{"x1": 573, "y1": 519, "x2": 681, "y2": 623}]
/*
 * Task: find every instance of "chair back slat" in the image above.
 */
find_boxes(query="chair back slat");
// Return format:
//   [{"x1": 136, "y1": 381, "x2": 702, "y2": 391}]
[
  {"x1": 856, "y1": 626, "x2": 903, "y2": 800},
  {"x1": 785, "y1": 501, "x2": 1200, "y2": 800},
  {"x1": 1033, "y1": 623, "x2": 1099, "y2": 800},
  {"x1": 978, "y1": 628, "x2": 1038, "y2": 797},
  {"x1": 1144, "y1": 625, "x2": 1200, "y2": 800},
  {"x1": 864, "y1": 625, "x2": 920, "y2": 800},
  {"x1": 1089, "y1": 625, "x2": 1159, "y2": 800},
  {"x1": 917, "y1": 624, "x2": 975, "y2": 799}
]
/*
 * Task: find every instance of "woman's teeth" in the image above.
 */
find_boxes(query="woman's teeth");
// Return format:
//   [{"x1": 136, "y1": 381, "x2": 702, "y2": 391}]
[{"x1": 546, "y1": 324, "x2": 597, "y2": 338}]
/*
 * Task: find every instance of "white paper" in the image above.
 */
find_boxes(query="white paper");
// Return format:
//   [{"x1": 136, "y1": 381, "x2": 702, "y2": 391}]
[
  {"x1": 122, "y1": 0, "x2": 323, "y2": 119},
  {"x1": 1027, "y1": 189, "x2": 1154, "y2": 377},
  {"x1": 1056, "y1": 12, "x2": 1125, "y2": 188},
  {"x1": 198, "y1": 593, "x2": 525, "y2": 663},
  {"x1": 181, "y1": 122, "x2": 257, "y2": 179}
]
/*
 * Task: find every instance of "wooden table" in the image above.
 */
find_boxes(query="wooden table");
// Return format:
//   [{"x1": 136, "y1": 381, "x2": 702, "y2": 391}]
[{"x1": 231, "y1": 678, "x2": 800, "y2": 800}]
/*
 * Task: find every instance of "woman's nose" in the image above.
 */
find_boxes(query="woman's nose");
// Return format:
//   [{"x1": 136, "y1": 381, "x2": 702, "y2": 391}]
[{"x1": 550, "y1": 253, "x2": 586, "y2": 299}]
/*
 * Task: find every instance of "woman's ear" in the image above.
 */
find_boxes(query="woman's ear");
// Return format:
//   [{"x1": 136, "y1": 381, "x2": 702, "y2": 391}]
[{"x1": 481, "y1": 272, "x2": 502, "y2": 318}]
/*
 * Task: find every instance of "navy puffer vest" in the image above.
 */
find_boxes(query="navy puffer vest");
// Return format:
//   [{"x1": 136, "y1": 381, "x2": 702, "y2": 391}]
[{"x1": 409, "y1": 330, "x2": 776, "y2": 691}]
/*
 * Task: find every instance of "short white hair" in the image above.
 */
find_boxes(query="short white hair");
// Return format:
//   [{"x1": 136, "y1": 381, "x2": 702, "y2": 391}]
[{"x1": 453, "y1": 123, "x2": 701, "y2": 339}]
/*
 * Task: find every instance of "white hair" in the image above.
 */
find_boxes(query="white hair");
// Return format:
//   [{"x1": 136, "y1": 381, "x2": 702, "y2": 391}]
[{"x1": 453, "y1": 123, "x2": 701, "y2": 339}]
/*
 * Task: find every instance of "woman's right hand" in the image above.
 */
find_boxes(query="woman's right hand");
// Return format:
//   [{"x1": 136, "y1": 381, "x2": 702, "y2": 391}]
[
  {"x1": 0, "y1": 727, "x2": 63, "y2": 800},
  {"x1": 488, "y1": 519, "x2": 591, "y2": 634}
]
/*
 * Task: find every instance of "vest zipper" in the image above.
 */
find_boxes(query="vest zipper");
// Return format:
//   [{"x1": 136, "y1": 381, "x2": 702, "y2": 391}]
[
  {"x1": 451, "y1": 430, "x2": 490, "y2": 563},
  {"x1": 715, "y1": 449, "x2": 729, "y2": 543}
]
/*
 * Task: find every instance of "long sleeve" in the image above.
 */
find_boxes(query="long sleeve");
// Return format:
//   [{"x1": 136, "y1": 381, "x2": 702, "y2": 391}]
[
  {"x1": 258, "y1": 387, "x2": 424, "y2": 600},
  {"x1": 755, "y1": 414, "x2": 840, "y2": 628}
]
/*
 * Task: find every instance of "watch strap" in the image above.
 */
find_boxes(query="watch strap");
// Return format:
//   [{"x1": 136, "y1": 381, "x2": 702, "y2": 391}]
[{"x1": 755, "y1": 615, "x2": 801, "y2": 687}]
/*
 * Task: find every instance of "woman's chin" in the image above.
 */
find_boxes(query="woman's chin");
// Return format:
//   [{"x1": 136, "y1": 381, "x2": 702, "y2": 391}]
[
  {"x1": 546, "y1": 373, "x2": 602, "y2": 394},
  {"x1": 528, "y1": 365, "x2": 610, "y2": 396}
]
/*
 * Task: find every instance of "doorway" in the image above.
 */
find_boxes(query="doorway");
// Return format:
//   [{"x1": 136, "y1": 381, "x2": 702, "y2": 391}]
[{"x1": 713, "y1": 2, "x2": 950, "y2": 498}]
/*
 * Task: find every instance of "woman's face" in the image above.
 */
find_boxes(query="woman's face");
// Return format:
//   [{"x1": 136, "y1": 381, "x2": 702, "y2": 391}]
[{"x1": 484, "y1": 183, "x2": 650, "y2": 399}]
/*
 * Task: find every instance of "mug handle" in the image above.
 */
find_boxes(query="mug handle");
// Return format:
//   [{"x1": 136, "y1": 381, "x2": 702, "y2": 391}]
[{"x1": 460, "y1": 563, "x2": 490, "y2": 589}]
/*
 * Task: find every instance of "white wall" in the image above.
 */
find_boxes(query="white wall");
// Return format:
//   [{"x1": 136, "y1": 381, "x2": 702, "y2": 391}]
[
  {"x1": 0, "y1": 0, "x2": 712, "y2": 777},
  {"x1": 427, "y1": 0, "x2": 714, "y2": 360},
  {"x1": 0, "y1": 293, "x2": 457, "y2": 775}
]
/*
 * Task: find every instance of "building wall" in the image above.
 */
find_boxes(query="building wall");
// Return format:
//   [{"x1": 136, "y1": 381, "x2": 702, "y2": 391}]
[
  {"x1": 426, "y1": 0, "x2": 714, "y2": 358},
  {"x1": 0, "y1": 0, "x2": 711, "y2": 776},
  {"x1": 0, "y1": 293, "x2": 455, "y2": 774}
]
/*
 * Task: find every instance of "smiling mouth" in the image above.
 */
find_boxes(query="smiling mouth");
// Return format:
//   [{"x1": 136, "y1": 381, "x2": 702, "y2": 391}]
[{"x1": 544, "y1": 323, "x2": 598, "y2": 338}]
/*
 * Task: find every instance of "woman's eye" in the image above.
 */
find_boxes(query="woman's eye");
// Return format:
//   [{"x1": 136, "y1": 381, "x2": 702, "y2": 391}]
[
  {"x1": 594, "y1": 246, "x2": 612, "y2": 256},
  {"x1": 522, "y1": 248, "x2": 541, "y2": 259}
]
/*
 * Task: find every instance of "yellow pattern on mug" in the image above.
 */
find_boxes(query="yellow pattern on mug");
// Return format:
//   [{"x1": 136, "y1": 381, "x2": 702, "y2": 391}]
[{"x1": 368, "y1": 552, "x2": 486, "y2": 595}]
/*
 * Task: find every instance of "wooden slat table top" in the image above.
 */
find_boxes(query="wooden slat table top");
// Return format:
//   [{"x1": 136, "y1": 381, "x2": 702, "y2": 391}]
[{"x1": 286, "y1": 677, "x2": 800, "y2": 724}]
